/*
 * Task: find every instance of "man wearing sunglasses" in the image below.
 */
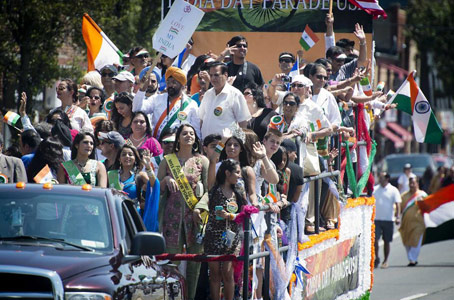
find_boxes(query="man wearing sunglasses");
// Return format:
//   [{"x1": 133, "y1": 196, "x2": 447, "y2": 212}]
[
  {"x1": 98, "y1": 131, "x2": 125, "y2": 172},
  {"x1": 278, "y1": 52, "x2": 296, "y2": 75},
  {"x1": 325, "y1": 18, "x2": 368, "y2": 82},
  {"x1": 220, "y1": 35, "x2": 264, "y2": 92}
]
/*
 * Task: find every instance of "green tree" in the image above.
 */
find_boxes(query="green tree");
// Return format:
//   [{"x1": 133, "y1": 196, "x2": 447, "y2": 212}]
[
  {"x1": 0, "y1": 0, "x2": 161, "y2": 113},
  {"x1": 407, "y1": 0, "x2": 454, "y2": 97}
]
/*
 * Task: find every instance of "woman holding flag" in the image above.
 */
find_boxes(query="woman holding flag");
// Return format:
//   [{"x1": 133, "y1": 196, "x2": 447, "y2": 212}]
[{"x1": 157, "y1": 123, "x2": 209, "y2": 300}]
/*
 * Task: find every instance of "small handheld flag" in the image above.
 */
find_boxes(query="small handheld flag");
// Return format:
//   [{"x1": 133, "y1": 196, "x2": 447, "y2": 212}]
[
  {"x1": 33, "y1": 165, "x2": 54, "y2": 184},
  {"x1": 299, "y1": 25, "x2": 319, "y2": 51},
  {"x1": 3, "y1": 111, "x2": 21, "y2": 131}
]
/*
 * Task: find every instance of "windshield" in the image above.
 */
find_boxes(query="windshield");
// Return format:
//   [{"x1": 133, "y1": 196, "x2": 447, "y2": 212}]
[
  {"x1": 385, "y1": 155, "x2": 433, "y2": 175},
  {"x1": 0, "y1": 191, "x2": 112, "y2": 252}
]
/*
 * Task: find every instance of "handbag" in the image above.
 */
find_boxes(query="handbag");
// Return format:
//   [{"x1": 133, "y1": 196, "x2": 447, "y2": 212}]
[{"x1": 302, "y1": 142, "x2": 321, "y2": 176}]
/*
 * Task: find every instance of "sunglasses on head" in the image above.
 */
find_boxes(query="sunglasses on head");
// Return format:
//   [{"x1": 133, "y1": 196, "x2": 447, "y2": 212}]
[
  {"x1": 101, "y1": 72, "x2": 115, "y2": 78},
  {"x1": 315, "y1": 74, "x2": 328, "y2": 80},
  {"x1": 291, "y1": 83, "x2": 305, "y2": 88},
  {"x1": 283, "y1": 100, "x2": 297, "y2": 106}
]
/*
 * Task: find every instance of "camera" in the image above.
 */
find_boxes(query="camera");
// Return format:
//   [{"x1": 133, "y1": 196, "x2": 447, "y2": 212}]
[
  {"x1": 281, "y1": 75, "x2": 292, "y2": 83},
  {"x1": 196, "y1": 232, "x2": 204, "y2": 244}
]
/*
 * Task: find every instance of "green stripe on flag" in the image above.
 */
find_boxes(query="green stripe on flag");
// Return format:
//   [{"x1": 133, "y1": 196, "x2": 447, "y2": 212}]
[
  {"x1": 423, "y1": 112, "x2": 443, "y2": 144},
  {"x1": 299, "y1": 38, "x2": 311, "y2": 51},
  {"x1": 392, "y1": 94, "x2": 412, "y2": 115}
]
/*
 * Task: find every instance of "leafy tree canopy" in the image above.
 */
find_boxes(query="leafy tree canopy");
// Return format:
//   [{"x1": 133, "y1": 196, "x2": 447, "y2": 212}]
[{"x1": 0, "y1": 0, "x2": 160, "y2": 111}]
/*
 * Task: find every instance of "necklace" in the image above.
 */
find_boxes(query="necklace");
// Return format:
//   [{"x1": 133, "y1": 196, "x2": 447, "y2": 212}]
[
  {"x1": 75, "y1": 159, "x2": 88, "y2": 170},
  {"x1": 129, "y1": 133, "x2": 147, "y2": 143}
]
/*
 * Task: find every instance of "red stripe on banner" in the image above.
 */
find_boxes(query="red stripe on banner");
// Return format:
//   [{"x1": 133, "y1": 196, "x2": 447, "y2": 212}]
[
  {"x1": 417, "y1": 184, "x2": 454, "y2": 214},
  {"x1": 347, "y1": 0, "x2": 387, "y2": 19}
]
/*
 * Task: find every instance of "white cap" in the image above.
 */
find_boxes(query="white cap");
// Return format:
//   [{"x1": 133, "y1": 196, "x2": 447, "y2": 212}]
[
  {"x1": 113, "y1": 71, "x2": 135, "y2": 83},
  {"x1": 291, "y1": 74, "x2": 313, "y2": 86}
]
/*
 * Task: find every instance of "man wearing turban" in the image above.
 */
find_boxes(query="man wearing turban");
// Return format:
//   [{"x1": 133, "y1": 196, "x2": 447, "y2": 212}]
[{"x1": 133, "y1": 66, "x2": 200, "y2": 139}]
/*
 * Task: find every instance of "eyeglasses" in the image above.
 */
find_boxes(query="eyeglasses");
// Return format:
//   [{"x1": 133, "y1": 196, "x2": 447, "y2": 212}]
[
  {"x1": 135, "y1": 54, "x2": 149, "y2": 59},
  {"x1": 243, "y1": 91, "x2": 252, "y2": 96},
  {"x1": 89, "y1": 95, "x2": 101, "y2": 100},
  {"x1": 291, "y1": 83, "x2": 305, "y2": 88},
  {"x1": 283, "y1": 100, "x2": 297, "y2": 107},
  {"x1": 101, "y1": 72, "x2": 115, "y2": 78},
  {"x1": 235, "y1": 43, "x2": 248, "y2": 48},
  {"x1": 315, "y1": 74, "x2": 328, "y2": 80},
  {"x1": 279, "y1": 58, "x2": 293, "y2": 63},
  {"x1": 150, "y1": 80, "x2": 157, "y2": 83}
]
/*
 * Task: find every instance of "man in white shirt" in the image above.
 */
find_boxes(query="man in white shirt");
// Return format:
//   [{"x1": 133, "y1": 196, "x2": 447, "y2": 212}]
[
  {"x1": 397, "y1": 163, "x2": 416, "y2": 194},
  {"x1": 132, "y1": 66, "x2": 200, "y2": 139},
  {"x1": 373, "y1": 172, "x2": 402, "y2": 269},
  {"x1": 199, "y1": 61, "x2": 251, "y2": 139}
]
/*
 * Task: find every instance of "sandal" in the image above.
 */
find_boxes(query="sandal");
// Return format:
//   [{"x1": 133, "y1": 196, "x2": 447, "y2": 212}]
[{"x1": 380, "y1": 262, "x2": 388, "y2": 269}]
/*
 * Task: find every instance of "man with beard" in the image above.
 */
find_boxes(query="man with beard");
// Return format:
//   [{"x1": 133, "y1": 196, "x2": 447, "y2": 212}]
[{"x1": 132, "y1": 66, "x2": 200, "y2": 139}]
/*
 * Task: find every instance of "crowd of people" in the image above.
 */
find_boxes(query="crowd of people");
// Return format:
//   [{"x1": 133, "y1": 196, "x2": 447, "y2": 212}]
[{"x1": 0, "y1": 14, "x2": 401, "y2": 300}]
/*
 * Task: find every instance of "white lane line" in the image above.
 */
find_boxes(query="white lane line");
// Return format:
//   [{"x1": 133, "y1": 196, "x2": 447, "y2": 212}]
[{"x1": 399, "y1": 293, "x2": 428, "y2": 300}]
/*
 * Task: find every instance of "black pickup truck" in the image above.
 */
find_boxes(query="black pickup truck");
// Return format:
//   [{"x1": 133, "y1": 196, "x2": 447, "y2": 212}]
[{"x1": 0, "y1": 183, "x2": 185, "y2": 299}]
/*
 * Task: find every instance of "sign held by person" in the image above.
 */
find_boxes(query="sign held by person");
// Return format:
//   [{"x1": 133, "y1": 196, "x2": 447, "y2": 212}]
[{"x1": 153, "y1": 0, "x2": 204, "y2": 59}]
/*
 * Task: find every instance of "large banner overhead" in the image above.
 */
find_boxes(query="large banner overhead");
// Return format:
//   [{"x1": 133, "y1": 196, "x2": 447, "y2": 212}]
[{"x1": 162, "y1": 0, "x2": 374, "y2": 81}]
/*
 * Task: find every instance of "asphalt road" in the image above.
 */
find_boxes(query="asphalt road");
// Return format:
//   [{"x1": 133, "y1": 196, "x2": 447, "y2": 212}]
[{"x1": 371, "y1": 232, "x2": 454, "y2": 300}]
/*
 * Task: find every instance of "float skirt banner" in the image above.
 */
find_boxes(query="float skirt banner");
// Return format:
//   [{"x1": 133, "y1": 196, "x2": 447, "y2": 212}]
[{"x1": 302, "y1": 237, "x2": 360, "y2": 300}]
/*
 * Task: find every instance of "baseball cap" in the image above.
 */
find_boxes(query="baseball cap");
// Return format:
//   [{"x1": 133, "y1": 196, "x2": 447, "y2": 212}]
[
  {"x1": 291, "y1": 74, "x2": 313, "y2": 86},
  {"x1": 281, "y1": 139, "x2": 297, "y2": 152},
  {"x1": 100, "y1": 64, "x2": 118, "y2": 75},
  {"x1": 162, "y1": 136, "x2": 176, "y2": 143},
  {"x1": 334, "y1": 53, "x2": 347, "y2": 60},
  {"x1": 98, "y1": 131, "x2": 126, "y2": 148},
  {"x1": 279, "y1": 53, "x2": 295, "y2": 62},
  {"x1": 404, "y1": 163, "x2": 412, "y2": 169},
  {"x1": 113, "y1": 71, "x2": 135, "y2": 83}
]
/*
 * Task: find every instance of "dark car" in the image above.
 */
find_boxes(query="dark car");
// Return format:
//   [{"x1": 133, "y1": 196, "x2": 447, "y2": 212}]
[
  {"x1": 0, "y1": 183, "x2": 185, "y2": 299},
  {"x1": 377, "y1": 153, "x2": 437, "y2": 187}
]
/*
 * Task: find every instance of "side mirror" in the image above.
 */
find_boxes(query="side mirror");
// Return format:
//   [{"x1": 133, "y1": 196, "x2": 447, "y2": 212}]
[{"x1": 130, "y1": 232, "x2": 166, "y2": 256}]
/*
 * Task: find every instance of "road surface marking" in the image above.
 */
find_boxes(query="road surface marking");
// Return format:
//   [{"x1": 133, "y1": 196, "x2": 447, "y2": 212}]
[{"x1": 400, "y1": 293, "x2": 428, "y2": 300}]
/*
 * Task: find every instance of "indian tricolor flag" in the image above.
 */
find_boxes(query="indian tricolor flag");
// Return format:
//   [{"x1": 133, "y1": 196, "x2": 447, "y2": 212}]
[
  {"x1": 3, "y1": 111, "x2": 20, "y2": 127},
  {"x1": 387, "y1": 71, "x2": 443, "y2": 144},
  {"x1": 417, "y1": 184, "x2": 454, "y2": 245},
  {"x1": 299, "y1": 25, "x2": 319, "y2": 51},
  {"x1": 33, "y1": 165, "x2": 54, "y2": 184},
  {"x1": 82, "y1": 14, "x2": 123, "y2": 72}
]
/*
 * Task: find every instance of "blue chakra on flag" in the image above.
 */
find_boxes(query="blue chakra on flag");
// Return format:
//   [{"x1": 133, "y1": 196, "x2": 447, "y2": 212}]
[{"x1": 415, "y1": 101, "x2": 430, "y2": 114}]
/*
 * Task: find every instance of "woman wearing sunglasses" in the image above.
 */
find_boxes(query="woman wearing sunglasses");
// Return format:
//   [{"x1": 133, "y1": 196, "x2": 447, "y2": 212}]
[{"x1": 85, "y1": 87, "x2": 107, "y2": 119}]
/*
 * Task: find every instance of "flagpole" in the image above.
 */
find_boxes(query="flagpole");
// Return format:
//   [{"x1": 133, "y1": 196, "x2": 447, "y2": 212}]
[
  {"x1": 329, "y1": 0, "x2": 333, "y2": 16},
  {"x1": 140, "y1": 52, "x2": 163, "y2": 89}
]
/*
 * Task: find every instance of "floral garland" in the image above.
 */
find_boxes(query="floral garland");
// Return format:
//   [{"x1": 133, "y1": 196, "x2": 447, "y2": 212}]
[{"x1": 297, "y1": 229, "x2": 340, "y2": 251}]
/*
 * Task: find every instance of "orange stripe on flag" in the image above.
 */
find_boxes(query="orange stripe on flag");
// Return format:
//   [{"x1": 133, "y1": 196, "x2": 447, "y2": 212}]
[
  {"x1": 82, "y1": 14, "x2": 103, "y2": 71},
  {"x1": 316, "y1": 119, "x2": 322, "y2": 129},
  {"x1": 304, "y1": 25, "x2": 319, "y2": 43},
  {"x1": 417, "y1": 184, "x2": 454, "y2": 214},
  {"x1": 408, "y1": 71, "x2": 418, "y2": 114}
]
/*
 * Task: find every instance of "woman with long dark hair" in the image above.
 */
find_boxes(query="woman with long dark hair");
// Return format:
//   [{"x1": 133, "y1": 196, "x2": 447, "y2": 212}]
[
  {"x1": 57, "y1": 132, "x2": 107, "y2": 187},
  {"x1": 157, "y1": 124, "x2": 209, "y2": 300},
  {"x1": 111, "y1": 92, "x2": 133, "y2": 138},
  {"x1": 204, "y1": 159, "x2": 246, "y2": 300},
  {"x1": 27, "y1": 137, "x2": 64, "y2": 183}
]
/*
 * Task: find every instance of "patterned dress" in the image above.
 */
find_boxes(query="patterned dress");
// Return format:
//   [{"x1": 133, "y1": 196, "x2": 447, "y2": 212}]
[
  {"x1": 204, "y1": 186, "x2": 241, "y2": 255},
  {"x1": 160, "y1": 155, "x2": 204, "y2": 249}
]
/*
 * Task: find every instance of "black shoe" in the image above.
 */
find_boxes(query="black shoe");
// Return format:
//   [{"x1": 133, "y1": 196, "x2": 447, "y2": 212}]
[
  {"x1": 374, "y1": 258, "x2": 380, "y2": 269},
  {"x1": 407, "y1": 261, "x2": 417, "y2": 267}
]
